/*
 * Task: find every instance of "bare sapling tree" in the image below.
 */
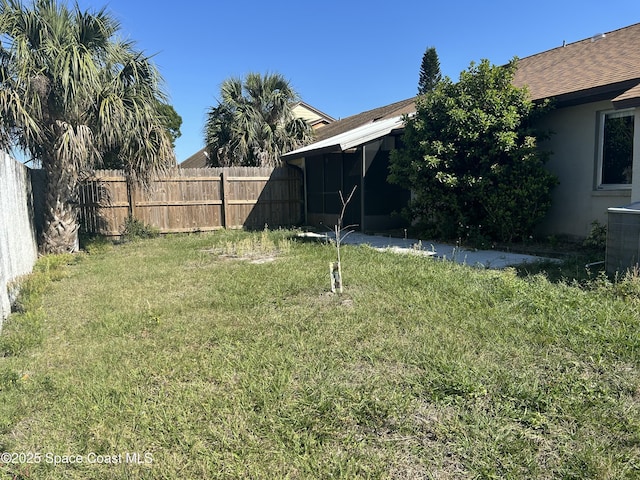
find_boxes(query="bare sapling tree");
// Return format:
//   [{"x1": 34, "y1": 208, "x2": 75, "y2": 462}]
[{"x1": 330, "y1": 186, "x2": 357, "y2": 293}]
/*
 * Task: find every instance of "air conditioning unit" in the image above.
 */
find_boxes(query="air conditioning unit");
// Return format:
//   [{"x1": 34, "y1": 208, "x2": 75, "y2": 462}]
[{"x1": 606, "y1": 202, "x2": 640, "y2": 274}]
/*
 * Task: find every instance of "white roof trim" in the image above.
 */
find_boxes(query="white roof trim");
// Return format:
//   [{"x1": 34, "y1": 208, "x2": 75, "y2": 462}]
[{"x1": 282, "y1": 114, "x2": 407, "y2": 160}]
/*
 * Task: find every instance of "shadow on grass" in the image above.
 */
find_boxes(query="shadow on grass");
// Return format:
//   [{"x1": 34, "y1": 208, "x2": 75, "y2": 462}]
[{"x1": 513, "y1": 246, "x2": 606, "y2": 284}]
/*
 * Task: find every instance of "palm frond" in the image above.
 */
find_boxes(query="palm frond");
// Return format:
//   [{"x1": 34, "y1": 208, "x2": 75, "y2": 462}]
[{"x1": 54, "y1": 120, "x2": 98, "y2": 171}]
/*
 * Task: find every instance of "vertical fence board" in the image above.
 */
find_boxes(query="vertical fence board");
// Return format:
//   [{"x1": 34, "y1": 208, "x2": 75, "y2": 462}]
[{"x1": 78, "y1": 166, "x2": 303, "y2": 235}]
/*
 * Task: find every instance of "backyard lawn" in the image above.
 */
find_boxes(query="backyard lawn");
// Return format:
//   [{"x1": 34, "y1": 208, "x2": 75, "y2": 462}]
[{"x1": 0, "y1": 229, "x2": 638, "y2": 479}]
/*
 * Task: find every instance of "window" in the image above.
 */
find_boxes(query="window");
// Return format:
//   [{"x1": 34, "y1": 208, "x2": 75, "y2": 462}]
[{"x1": 598, "y1": 109, "x2": 635, "y2": 187}]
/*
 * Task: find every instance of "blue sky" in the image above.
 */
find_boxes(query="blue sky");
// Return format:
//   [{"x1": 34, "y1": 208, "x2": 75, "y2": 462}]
[{"x1": 72, "y1": 0, "x2": 640, "y2": 163}]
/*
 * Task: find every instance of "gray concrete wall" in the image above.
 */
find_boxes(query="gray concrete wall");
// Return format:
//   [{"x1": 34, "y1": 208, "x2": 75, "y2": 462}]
[{"x1": 0, "y1": 152, "x2": 38, "y2": 324}]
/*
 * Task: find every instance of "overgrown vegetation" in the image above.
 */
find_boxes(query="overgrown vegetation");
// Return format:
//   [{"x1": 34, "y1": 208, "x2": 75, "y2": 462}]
[
  {"x1": 390, "y1": 58, "x2": 558, "y2": 245},
  {"x1": 583, "y1": 220, "x2": 608, "y2": 250},
  {"x1": 0, "y1": 231, "x2": 638, "y2": 479},
  {"x1": 1, "y1": 254, "x2": 75, "y2": 357},
  {"x1": 120, "y1": 216, "x2": 160, "y2": 241},
  {"x1": 206, "y1": 226, "x2": 292, "y2": 260}
]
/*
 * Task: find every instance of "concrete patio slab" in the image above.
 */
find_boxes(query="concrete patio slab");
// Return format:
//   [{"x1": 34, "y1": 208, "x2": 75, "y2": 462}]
[{"x1": 298, "y1": 231, "x2": 558, "y2": 269}]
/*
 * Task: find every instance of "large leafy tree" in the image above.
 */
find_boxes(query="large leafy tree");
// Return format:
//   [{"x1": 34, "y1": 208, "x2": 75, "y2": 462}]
[
  {"x1": 204, "y1": 72, "x2": 313, "y2": 167},
  {"x1": 157, "y1": 102, "x2": 182, "y2": 148},
  {"x1": 390, "y1": 58, "x2": 557, "y2": 244},
  {"x1": 0, "y1": 0, "x2": 174, "y2": 253}
]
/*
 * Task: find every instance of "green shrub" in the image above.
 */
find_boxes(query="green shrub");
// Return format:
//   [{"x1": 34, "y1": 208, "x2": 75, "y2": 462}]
[
  {"x1": 389, "y1": 58, "x2": 558, "y2": 243},
  {"x1": 583, "y1": 220, "x2": 607, "y2": 250},
  {"x1": 121, "y1": 215, "x2": 160, "y2": 241}
]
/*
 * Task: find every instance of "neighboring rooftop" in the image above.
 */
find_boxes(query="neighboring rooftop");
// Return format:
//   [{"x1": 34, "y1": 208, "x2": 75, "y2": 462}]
[
  {"x1": 180, "y1": 147, "x2": 208, "y2": 168},
  {"x1": 184, "y1": 23, "x2": 640, "y2": 167},
  {"x1": 513, "y1": 22, "x2": 640, "y2": 105},
  {"x1": 291, "y1": 101, "x2": 336, "y2": 129},
  {"x1": 306, "y1": 23, "x2": 640, "y2": 149},
  {"x1": 313, "y1": 97, "x2": 416, "y2": 142}
]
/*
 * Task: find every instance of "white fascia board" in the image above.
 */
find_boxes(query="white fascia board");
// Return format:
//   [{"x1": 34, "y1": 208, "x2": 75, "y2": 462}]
[{"x1": 282, "y1": 115, "x2": 407, "y2": 160}]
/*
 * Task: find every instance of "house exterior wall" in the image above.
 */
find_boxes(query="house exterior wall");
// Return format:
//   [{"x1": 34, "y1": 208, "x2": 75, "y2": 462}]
[
  {"x1": 536, "y1": 99, "x2": 633, "y2": 239},
  {"x1": 292, "y1": 104, "x2": 331, "y2": 129}
]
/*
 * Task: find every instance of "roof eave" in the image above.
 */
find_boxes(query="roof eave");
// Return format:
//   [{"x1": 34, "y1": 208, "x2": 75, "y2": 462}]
[
  {"x1": 531, "y1": 80, "x2": 640, "y2": 108},
  {"x1": 612, "y1": 97, "x2": 640, "y2": 109},
  {"x1": 281, "y1": 144, "x2": 343, "y2": 161},
  {"x1": 612, "y1": 82, "x2": 640, "y2": 109},
  {"x1": 282, "y1": 115, "x2": 407, "y2": 162}
]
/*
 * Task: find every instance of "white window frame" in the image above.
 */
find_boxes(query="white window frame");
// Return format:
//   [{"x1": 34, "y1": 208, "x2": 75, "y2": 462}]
[{"x1": 597, "y1": 108, "x2": 637, "y2": 190}]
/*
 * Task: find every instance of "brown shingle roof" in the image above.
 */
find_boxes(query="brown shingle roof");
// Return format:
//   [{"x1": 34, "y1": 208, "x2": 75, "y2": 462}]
[
  {"x1": 184, "y1": 25, "x2": 640, "y2": 168},
  {"x1": 180, "y1": 147, "x2": 208, "y2": 168},
  {"x1": 513, "y1": 23, "x2": 640, "y2": 103},
  {"x1": 313, "y1": 97, "x2": 416, "y2": 141}
]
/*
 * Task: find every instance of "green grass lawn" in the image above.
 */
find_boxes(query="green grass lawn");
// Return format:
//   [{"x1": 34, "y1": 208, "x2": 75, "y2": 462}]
[{"x1": 0, "y1": 230, "x2": 638, "y2": 479}]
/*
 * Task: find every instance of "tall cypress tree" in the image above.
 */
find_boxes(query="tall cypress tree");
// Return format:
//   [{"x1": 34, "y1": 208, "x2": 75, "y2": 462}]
[{"x1": 418, "y1": 47, "x2": 442, "y2": 95}]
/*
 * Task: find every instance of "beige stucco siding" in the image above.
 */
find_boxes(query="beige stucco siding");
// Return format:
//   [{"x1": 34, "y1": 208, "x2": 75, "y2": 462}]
[{"x1": 536, "y1": 100, "x2": 632, "y2": 238}]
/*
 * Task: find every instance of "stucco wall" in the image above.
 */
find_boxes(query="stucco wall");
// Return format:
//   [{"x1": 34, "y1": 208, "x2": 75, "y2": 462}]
[
  {"x1": 536, "y1": 100, "x2": 632, "y2": 239},
  {"x1": 0, "y1": 153, "x2": 38, "y2": 324}
]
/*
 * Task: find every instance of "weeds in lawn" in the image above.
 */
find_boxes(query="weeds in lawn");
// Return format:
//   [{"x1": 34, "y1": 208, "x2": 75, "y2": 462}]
[
  {"x1": 80, "y1": 234, "x2": 114, "y2": 255},
  {"x1": 583, "y1": 220, "x2": 607, "y2": 250},
  {"x1": 583, "y1": 264, "x2": 640, "y2": 302},
  {"x1": 206, "y1": 227, "x2": 292, "y2": 261}
]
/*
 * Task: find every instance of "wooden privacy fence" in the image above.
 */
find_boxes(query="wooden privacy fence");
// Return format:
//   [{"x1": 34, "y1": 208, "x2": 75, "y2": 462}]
[{"x1": 78, "y1": 166, "x2": 303, "y2": 236}]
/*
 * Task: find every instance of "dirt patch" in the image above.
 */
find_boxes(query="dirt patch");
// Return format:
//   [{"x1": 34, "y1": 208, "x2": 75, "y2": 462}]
[
  {"x1": 248, "y1": 255, "x2": 277, "y2": 264},
  {"x1": 201, "y1": 245, "x2": 281, "y2": 265},
  {"x1": 317, "y1": 291, "x2": 355, "y2": 308},
  {"x1": 214, "y1": 253, "x2": 278, "y2": 264}
]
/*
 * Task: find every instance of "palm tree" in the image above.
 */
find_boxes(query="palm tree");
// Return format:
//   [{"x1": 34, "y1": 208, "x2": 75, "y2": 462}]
[
  {"x1": 0, "y1": 0, "x2": 174, "y2": 254},
  {"x1": 204, "y1": 72, "x2": 313, "y2": 167}
]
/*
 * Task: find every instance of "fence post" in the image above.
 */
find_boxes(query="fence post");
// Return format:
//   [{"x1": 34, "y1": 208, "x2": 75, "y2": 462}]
[{"x1": 221, "y1": 170, "x2": 230, "y2": 228}]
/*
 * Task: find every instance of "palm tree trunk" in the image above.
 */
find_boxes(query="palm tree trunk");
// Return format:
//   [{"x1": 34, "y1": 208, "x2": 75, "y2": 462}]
[{"x1": 40, "y1": 160, "x2": 79, "y2": 254}]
